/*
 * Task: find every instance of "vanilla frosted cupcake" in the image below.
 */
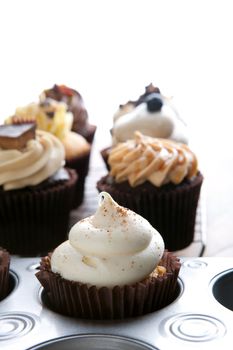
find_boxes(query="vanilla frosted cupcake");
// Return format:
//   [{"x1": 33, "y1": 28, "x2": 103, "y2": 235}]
[
  {"x1": 101, "y1": 84, "x2": 188, "y2": 167},
  {"x1": 6, "y1": 98, "x2": 91, "y2": 207},
  {"x1": 36, "y1": 192, "x2": 180, "y2": 319},
  {"x1": 0, "y1": 124, "x2": 77, "y2": 255},
  {"x1": 97, "y1": 132, "x2": 203, "y2": 251},
  {"x1": 112, "y1": 88, "x2": 188, "y2": 145}
]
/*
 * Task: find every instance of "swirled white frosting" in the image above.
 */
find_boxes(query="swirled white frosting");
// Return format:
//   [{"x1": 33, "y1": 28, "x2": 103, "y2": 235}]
[
  {"x1": 51, "y1": 192, "x2": 164, "y2": 287},
  {"x1": 0, "y1": 130, "x2": 65, "y2": 190},
  {"x1": 112, "y1": 98, "x2": 188, "y2": 145}
]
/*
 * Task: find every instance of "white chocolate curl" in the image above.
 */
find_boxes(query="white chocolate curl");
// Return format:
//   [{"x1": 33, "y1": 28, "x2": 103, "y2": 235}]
[{"x1": 51, "y1": 192, "x2": 164, "y2": 287}]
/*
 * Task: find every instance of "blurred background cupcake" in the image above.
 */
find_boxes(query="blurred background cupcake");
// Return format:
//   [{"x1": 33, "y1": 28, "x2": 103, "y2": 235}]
[
  {"x1": 97, "y1": 132, "x2": 203, "y2": 251},
  {"x1": 6, "y1": 97, "x2": 91, "y2": 208},
  {"x1": 36, "y1": 192, "x2": 180, "y2": 320},
  {"x1": 101, "y1": 83, "x2": 188, "y2": 168},
  {"x1": 0, "y1": 247, "x2": 10, "y2": 301},
  {"x1": 40, "y1": 84, "x2": 96, "y2": 144},
  {"x1": 0, "y1": 123, "x2": 77, "y2": 256}
]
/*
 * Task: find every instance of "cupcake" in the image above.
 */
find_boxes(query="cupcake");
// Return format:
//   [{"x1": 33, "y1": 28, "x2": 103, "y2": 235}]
[
  {"x1": 0, "y1": 247, "x2": 10, "y2": 301},
  {"x1": 36, "y1": 192, "x2": 181, "y2": 320},
  {"x1": 40, "y1": 84, "x2": 96, "y2": 143},
  {"x1": 101, "y1": 83, "x2": 188, "y2": 168},
  {"x1": 97, "y1": 132, "x2": 203, "y2": 251},
  {"x1": 6, "y1": 98, "x2": 91, "y2": 207},
  {"x1": 0, "y1": 123, "x2": 77, "y2": 256}
]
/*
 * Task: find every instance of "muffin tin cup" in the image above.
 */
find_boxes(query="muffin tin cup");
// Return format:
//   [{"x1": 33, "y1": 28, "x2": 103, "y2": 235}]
[
  {"x1": 1, "y1": 257, "x2": 233, "y2": 350},
  {"x1": 36, "y1": 251, "x2": 181, "y2": 320}
]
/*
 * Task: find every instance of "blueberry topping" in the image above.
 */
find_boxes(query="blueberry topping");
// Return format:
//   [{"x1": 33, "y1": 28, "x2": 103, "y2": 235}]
[{"x1": 145, "y1": 93, "x2": 163, "y2": 112}]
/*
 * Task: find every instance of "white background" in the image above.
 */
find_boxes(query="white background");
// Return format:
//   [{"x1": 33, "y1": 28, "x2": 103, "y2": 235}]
[{"x1": 1, "y1": 0, "x2": 233, "y2": 255}]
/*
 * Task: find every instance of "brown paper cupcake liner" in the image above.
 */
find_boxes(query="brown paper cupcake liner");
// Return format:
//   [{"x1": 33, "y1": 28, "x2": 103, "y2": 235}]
[
  {"x1": 36, "y1": 251, "x2": 180, "y2": 320},
  {"x1": 0, "y1": 248, "x2": 10, "y2": 301},
  {"x1": 96, "y1": 173, "x2": 203, "y2": 251},
  {"x1": 100, "y1": 146, "x2": 111, "y2": 170},
  {"x1": 0, "y1": 169, "x2": 77, "y2": 256},
  {"x1": 66, "y1": 151, "x2": 91, "y2": 208},
  {"x1": 72, "y1": 124, "x2": 97, "y2": 144}
]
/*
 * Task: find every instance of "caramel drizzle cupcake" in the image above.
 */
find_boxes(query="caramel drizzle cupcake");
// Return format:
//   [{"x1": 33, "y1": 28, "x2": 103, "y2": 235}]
[{"x1": 109, "y1": 131, "x2": 198, "y2": 187}]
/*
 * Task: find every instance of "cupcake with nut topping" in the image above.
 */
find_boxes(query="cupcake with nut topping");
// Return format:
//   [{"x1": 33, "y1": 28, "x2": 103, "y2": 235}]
[
  {"x1": 36, "y1": 192, "x2": 180, "y2": 320},
  {"x1": 6, "y1": 98, "x2": 91, "y2": 207},
  {"x1": 0, "y1": 123, "x2": 77, "y2": 255},
  {"x1": 97, "y1": 132, "x2": 203, "y2": 251}
]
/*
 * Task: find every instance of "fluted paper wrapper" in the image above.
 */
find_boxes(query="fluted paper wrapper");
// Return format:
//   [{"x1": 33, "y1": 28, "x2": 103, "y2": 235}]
[
  {"x1": 72, "y1": 123, "x2": 96, "y2": 145},
  {"x1": 0, "y1": 248, "x2": 10, "y2": 301},
  {"x1": 100, "y1": 146, "x2": 111, "y2": 170},
  {"x1": 97, "y1": 173, "x2": 203, "y2": 251},
  {"x1": 66, "y1": 150, "x2": 91, "y2": 208},
  {"x1": 0, "y1": 169, "x2": 77, "y2": 256},
  {"x1": 36, "y1": 251, "x2": 180, "y2": 320}
]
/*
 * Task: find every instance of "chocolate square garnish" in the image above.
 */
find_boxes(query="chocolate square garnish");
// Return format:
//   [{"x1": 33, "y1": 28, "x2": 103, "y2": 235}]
[{"x1": 0, "y1": 123, "x2": 36, "y2": 150}]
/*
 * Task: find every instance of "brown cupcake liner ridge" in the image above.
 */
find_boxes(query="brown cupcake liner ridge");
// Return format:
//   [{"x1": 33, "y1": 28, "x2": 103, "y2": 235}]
[
  {"x1": 0, "y1": 248, "x2": 10, "y2": 301},
  {"x1": 0, "y1": 169, "x2": 77, "y2": 256},
  {"x1": 96, "y1": 173, "x2": 203, "y2": 251},
  {"x1": 36, "y1": 251, "x2": 180, "y2": 320}
]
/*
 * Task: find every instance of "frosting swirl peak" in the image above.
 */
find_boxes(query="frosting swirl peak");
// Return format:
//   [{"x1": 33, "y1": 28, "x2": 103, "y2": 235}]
[
  {"x1": 0, "y1": 130, "x2": 65, "y2": 190},
  {"x1": 51, "y1": 192, "x2": 164, "y2": 287}
]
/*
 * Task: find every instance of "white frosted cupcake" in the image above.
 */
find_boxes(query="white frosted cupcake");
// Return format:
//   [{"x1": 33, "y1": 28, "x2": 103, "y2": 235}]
[
  {"x1": 36, "y1": 192, "x2": 180, "y2": 319},
  {"x1": 101, "y1": 83, "x2": 188, "y2": 168}
]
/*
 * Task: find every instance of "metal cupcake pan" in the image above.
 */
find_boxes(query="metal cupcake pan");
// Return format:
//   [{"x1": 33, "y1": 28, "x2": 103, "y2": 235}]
[{"x1": 0, "y1": 256, "x2": 233, "y2": 350}]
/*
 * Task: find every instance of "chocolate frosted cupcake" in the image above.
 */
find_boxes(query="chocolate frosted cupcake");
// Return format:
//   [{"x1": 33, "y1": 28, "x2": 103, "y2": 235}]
[
  {"x1": 36, "y1": 192, "x2": 180, "y2": 320},
  {"x1": 7, "y1": 99, "x2": 91, "y2": 207},
  {"x1": 0, "y1": 124, "x2": 77, "y2": 256},
  {"x1": 0, "y1": 247, "x2": 10, "y2": 301},
  {"x1": 101, "y1": 83, "x2": 188, "y2": 168},
  {"x1": 97, "y1": 132, "x2": 203, "y2": 251},
  {"x1": 40, "y1": 84, "x2": 96, "y2": 143}
]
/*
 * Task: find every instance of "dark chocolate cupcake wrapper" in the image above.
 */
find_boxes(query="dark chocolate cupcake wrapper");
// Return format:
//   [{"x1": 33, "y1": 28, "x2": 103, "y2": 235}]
[
  {"x1": 100, "y1": 146, "x2": 111, "y2": 170},
  {"x1": 72, "y1": 124, "x2": 97, "y2": 144},
  {"x1": 66, "y1": 150, "x2": 91, "y2": 208},
  {"x1": 97, "y1": 173, "x2": 203, "y2": 251},
  {"x1": 36, "y1": 251, "x2": 180, "y2": 320},
  {"x1": 0, "y1": 248, "x2": 10, "y2": 301},
  {"x1": 0, "y1": 169, "x2": 77, "y2": 256}
]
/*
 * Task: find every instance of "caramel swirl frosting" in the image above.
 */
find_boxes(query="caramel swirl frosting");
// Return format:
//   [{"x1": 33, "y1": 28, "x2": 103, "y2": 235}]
[
  {"x1": 0, "y1": 130, "x2": 65, "y2": 190},
  {"x1": 108, "y1": 132, "x2": 198, "y2": 187}
]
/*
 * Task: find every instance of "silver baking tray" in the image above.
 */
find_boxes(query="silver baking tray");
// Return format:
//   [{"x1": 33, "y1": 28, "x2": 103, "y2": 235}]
[{"x1": 1, "y1": 256, "x2": 233, "y2": 350}]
